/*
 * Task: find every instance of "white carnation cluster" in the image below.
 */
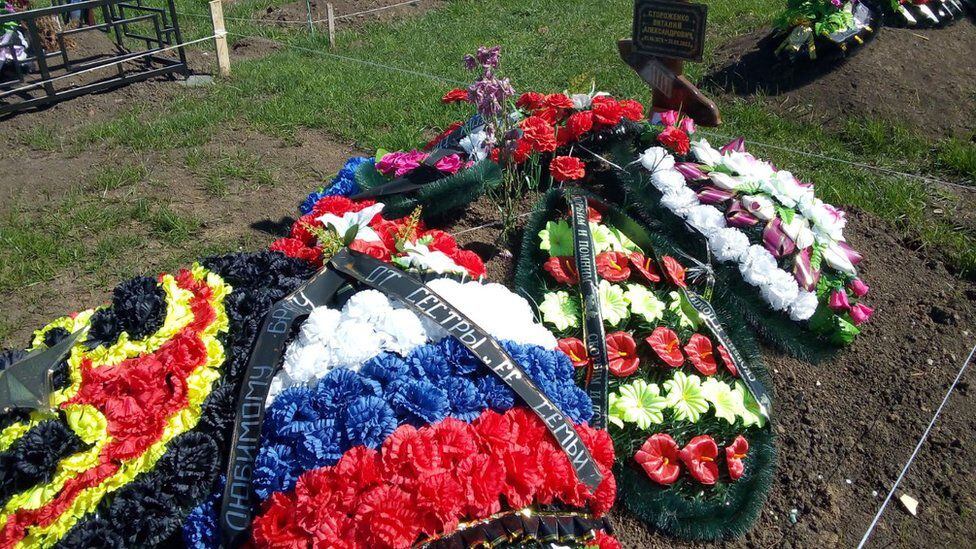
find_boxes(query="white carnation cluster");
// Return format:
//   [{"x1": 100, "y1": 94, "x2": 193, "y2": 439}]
[
  {"x1": 640, "y1": 146, "x2": 819, "y2": 321},
  {"x1": 268, "y1": 279, "x2": 557, "y2": 403}
]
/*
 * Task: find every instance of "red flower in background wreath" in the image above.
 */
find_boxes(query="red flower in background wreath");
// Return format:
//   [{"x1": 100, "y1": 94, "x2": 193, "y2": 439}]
[
  {"x1": 450, "y1": 249, "x2": 486, "y2": 279},
  {"x1": 595, "y1": 252, "x2": 630, "y2": 282},
  {"x1": 587, "y1": 205, "x2": 602, "y2": 223},
  {"x1": 679, "y1": 435, "x2": 719, "y2": 485},
  {"x1": 516, "y1": 91, "x2": 546, "y2": 111},
  {"x1": 606, "y1": 331, "x2": 639, "y2": 377},
  {"x1": 618, "y1": 99, "x2": 645, "y2": 121},
  {"x1": 311, "y1": 195, "x2": 375, "y2": 218},
  {"x1": 628, "y1": 252, "x2": 661, "y2": 283},
  {"x1": 565, "y1": 110, "x2": 594, "y2": 141},
  {"x1": 441, "y1": 88, "x2": 470, "y2": 104},
  {"x1": 661, "y1": 255, "x2": 687, "y2": 288},
  {"x1": 558, "y1": 338, "x2": 591, "y2": 369},
  {"x1": 349, "y1": 239, "x2": 392, "y2": 262},
  {"x1": 520, "y1": 116, "x2": 557, "y2": 152},
  {"x1": 549, "y1": 156, "x2": 586, "y2": 182},
  {"x1": 290, "y1": 213, "x2": 321, "y2": 245},
  {"x1": 646, "y1": 326, "x2": 684, "y2": 367},
  {"x1": 590, "y1": 96, "x2": 623, "y2": 126},
  {"x1": 634, "y1": 434, "x2": 681, "y2": 485},
  {"x1": 269, "y1": 237, "x2": 323, "y2": 268},
  {"x1": 543, "y1": 256, "x2": 579, "y2": 285},
  {"x1": 657, "y1": 126, "x2": 691, "y2": 155},
  {"x1": 684, "y1": 334, "x2": 717, "y2": 376},
  {"x1": 588, "y1": 531, "x2": 623, "y2": 549},
  {"x1": 425, "y1": 230, "x2": 459, "y2": 256},
  {"x1": 717, "y1": 344, "x2": 738, "y2": 377},
  {"x1": 725, "y1": 435, "x2": 749, "y2": 481},
  {"x1": 544, "y1": 93, "x2": 575, "y2": 110}
]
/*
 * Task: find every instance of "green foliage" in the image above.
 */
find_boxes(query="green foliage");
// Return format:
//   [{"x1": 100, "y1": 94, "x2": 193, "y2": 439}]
[{"x1": 774, "y1": 0, "x2": 854, "y2": 35}]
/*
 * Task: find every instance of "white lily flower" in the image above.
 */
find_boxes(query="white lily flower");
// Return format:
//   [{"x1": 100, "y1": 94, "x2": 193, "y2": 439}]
[
  {"x1": 741, "y1": 194, "x2": 775, "y2": 221},
  {"x1": 317, "y1": 202, "x2": 384, "y2": 243},
  {"x1": 709, "y1": 171, "x2": 744, "y2": 191},
  {"x1": 822, "y1": 241, "x2": 857, "y2": 275},
  {"x1": 781, "y1": 215, "x2": 816, "y2": 249},
  {"x1": 691, "y1": 138, "x2": 723, "y2": 166}
]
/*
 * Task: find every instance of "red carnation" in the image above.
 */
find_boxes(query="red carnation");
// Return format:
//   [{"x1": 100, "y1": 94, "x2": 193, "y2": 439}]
[
  {"x1": 588, "y1": 531, "x2": 623, "y2": 549},
  {"x1": 684, "y1": 334, "x2": 717, "y2": 376},
  {"x1": 717, "y1": 344, "x2": 738, "y2": 377},
  {"x1": 726, "y1": 435, "x2": 749, "y2": 481},
  {"x1": 550, "y1": 155, "x2": 586, "y2": 182},
  {"x1": 679, "y1": 435, "x2": 720, "y2": 485},
  {"x1": 520, "y1": 116, "x2": 557, "y2": 153},
  {"x1": 516, "y1": 91, "x2": 546, "y2": 111},
  {"x1": 565, "y1": 110, "x2": 594, "y2": 141},
  {"x1": 657, "y1": 126, "x2": 691, "y2": 155},
  {"x1": 252, "y1": 492, "x2": 309, "y2": 547},
  {"x1": 441, "y1": 88, "x2": 470, "y2": 104},
  {"x1": 619, "y1": 99, "x2": 645, "y2": 121},
  {"x1": 535, "y1": 439, "x2": 573, "y2": 504},
  {"x1": 270, "y1": 237, "x2": 322, "y2": 267},
  {"x1": 502, "y1": 447, "x2": 544, "y2": 508},
  {"x1": 544, "y1": 93, "x2": 575, "y2": 110},
  {"x1": 349, "y1": 239, "x2": 391, "y2": 262},
  {"x1": 661, "y1": 255, "x2": 687, "y2": 288},
  {"x1": 512, "y1": 138, "x2": 534, "y2": 164},
  {"x1": 628, "y1": 252, "x2": 661, "y2": 283},
  {"x1": 415, "y1": 470, "x2": 464, "y2": 535},
  {"x1": 606, "y1": 331, "x2": 639, "y2": 377},
  {"x1": 450, "y1": 249, "x2": 486, "y2": 279},
  {"x1": 311, "y1": 195, "x2": 373, "y2": 218},
  {"x1": 424, "y1": 229, "x2": 459, "y2": 255},
  {"x1": 290, "y1": 213, "x2": 320, "y2": 245},
  {"x1": 595, "y1": 252, "x2": 631, "y2": 282},
  {"x1": 355, "y1": 484, "x2": 421, "y2": 548},
  {"x1": 590, "y1": 96, "x2": 623, "y2": 126},
  {"x1": 589, "y1": 464, "x2": 617, "y2": 516},
  {"x1": 558, "y1": 337, "x2": 591, "y2": 369},
  {"x1": 634, "y1": 434, "x2": 681, "y2": 485},
  {"x1": 575, "y1": 423, "x2": 616, "y2": 469},
  {"x1": 534, "y1": 106, "x2": 563, "y2": 125},
  {"x1": 543, "y1": 256, "x2": 579, "y2": 284},
  {"x1": 646, "y1": 326, "x2": 684, "y2": 368},
  {"x1": 432, "y1": 418, "x2": 479, "y2": 464},
  {"x1": 457, "y1": 453, "x2": 506, "y2": 518}
]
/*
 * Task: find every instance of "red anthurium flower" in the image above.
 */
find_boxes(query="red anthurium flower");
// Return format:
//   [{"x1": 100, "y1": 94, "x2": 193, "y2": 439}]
[
  {"x1": 634, "y1": 434, "x2": 681, "y2": 485},
  {"x1": 587, "y1": 205, "x2": 602, "y2": 223},
  {"x1": 717, "y1": 345, "x2": 738, "y2": 377},
  {"x1": 606, "y1": 331, "x2": 639, "y2": 377},
  {"x1": 595, "y1": 252, "x2": 631, "y2": 282},
  {"x1": 679, "y1": 435, "x2": 719, "y2": 485},
  {"x1": 441, "y1": 88, "x2": 470, "y2": 104},
  {"x1": 628, "y1": 252, "x2": 661, "y2": 283},
  {"x1": 542, "y1": 256, "x2": 579, "y2": 285},
  {"x1": 646, "y1": 327, "x2": 684, "y2": 368},
  {"x1": 684, "y1": 334, "x2": 717, "y2": 376},
  {"x1": 661, "y1": 255, "x2": 687, "y2": 288},
  {"x1": 725, "y1": 435, "x2": 749, "y2": 481},
  {"x1": 558, "y1": 338, "x2": 591, "y2": 369}
]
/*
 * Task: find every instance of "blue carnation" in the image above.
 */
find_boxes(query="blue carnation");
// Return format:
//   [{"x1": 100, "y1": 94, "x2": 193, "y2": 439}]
[
  {"x1": 439, "y1": 337, "x2": 482, "y2": 376},
  {"x1": 407, "y1": 344, "x2": 451, "y2": 381},
  {"x1": 298, "y1": 156, "x2": 371, "y2": 213},
  {"x1": 253, "y1": 444, "x2": 299, "y2": 499},
  {"x1": 567, "y1": 385, "x2": 594, "y2": 423},
  {"x1": 313, "y1": 368, "x2": 373, "y2": 417},
  {"x1": 394, "y1": 379, "x2": 450, "y2": 425},
  {"x1": 264, "y1": 386, "x2": 319, "y2": 443},
  {"x1": 345, "y1": 395, "x2": 398, "y2": 449},
  {"x1": 441, "y1": 377, "x2": 486, "y2": 422},
  {"x1": 182, "y1": 477, "x2": 223, "y2": 548},
  {"x1": 360, "y1": 352, "x2": 410, "y2": 391},
  {"x1": 474, "y1": 374, "x2": 515, "y2": 412},
  {"x1": 295, "y1": 418, "x2": 343, "y2": 470}
]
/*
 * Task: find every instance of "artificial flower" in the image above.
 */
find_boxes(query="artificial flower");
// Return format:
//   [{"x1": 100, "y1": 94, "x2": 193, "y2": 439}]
[
  {"x1": 565, "y1": 110, "x2": 594, "y2": 141},
  {"x1": 634, "y1": 433, "x2": 681, "y2": 485},
  {"x1": 657, "y1": 126, "x2": 690, "y2": 155},
  {"x1": 661, "y1": 256, "x2": 686, "y2": 288},
  {"x1": 701, "y1": 378, "x2": 746, "y2": 425},
  {"x1": 609, "y1": 379, "x2": 667, "y2": 429},
  {"x1": 606, "y1": 331, "x2": 639, "y2": 377},
  {"x1": 668, "y1": 291, "x2": 698, "y2": 329},
  {"x1": 717, "y1": 345, "x2": 738, "y2": 377},
  {"x1": 598, "y1": 280, "x2": 629, "y2": 326},
  {"x1": 734, "y1": 380, "x2": 766, "y2": 428},
  {"x1": 550, "y1": 155, "x2": 587, "y2": 182},
  {"x1": 708, "y1": 227, "x2": 750, "y2": 263},
  {"x1": 589, "y1": 222, "x2": 616, "y2": 253},
  {"x1": 760, "y1": 270, "x2": 800, "y2": 312},
  {"x1": 520, "y1": 115, "x2": 557, "y2": 152},
  {"x1": 741, "y1": 195, "x2": 775, "y2": 221},
  {"x1": 683, "y1": 334, "x2": 717, "y2": 376},
  {"x1": 596, "y1": 252, "x2": 631, "y2": 282},
  {"x1": 638, "y1": 146, "x2": 675, "y2": 173},
  {"x1": 433, "y1": 154, "x2": 464, "y2": 174},
  {"x1": 628, "y1": 252, "x2": 661, "y2": 283},
  {"x1": 441, "y1": 88, "x2": 470, "y2": 103},
  {"x1": 663, "y1": 371, "x2": 709, "y2": 423},
  {"x1": 516, "y1": 91, "x2": 545, "y2": 111},
  {"x1": 542, "y1": 256, "x2": 579, "y2": 284},
  {"x1": 539, "y1": 220, "x2": 574, "y2": 257},
  {"x1": 619, "y1": 99, "x2": 645, "y2": 121},
  {"x1": 623, "y1": 284, "x2": 665, "y2": 323},
  {"x1": 590, "y1": 95, "x2": 623, "y2": 126},
  {"x1": 686, "y1": 204, "x2": 728, "y2": 238},
  {"x1": 646, "y1": 326, "x2": 684, "y2": 367},
  {"x1": 691, "y1": 138, "x2": 723, "y2": 166},
  {"x1": 828, "y1": 290, "x2": 850, "y2": 312},
  {"x1": 558, "y1": 337, "x2": 590, "y2": 368},
  {"x1": 850, "y1": 303, "x2": 874, "y2": 326},
  {"x1": 849, "y1": 278, "x2": 870, "y2": 297},
  {"x1": 317, "y1": 202, "x2": 385, "y2": 244},
  {"x1": 539, "y1": 291, "x2": 581, "y2": 332},
  {"x1": 725, "y1": 435, "x2": 749, "y2": 481},
  {"x1": 544, "y1": 92, "x2": 574, "y2": 110},
  {"x1": 678, "y1": 435, "x2": 719, "y2": 484}
]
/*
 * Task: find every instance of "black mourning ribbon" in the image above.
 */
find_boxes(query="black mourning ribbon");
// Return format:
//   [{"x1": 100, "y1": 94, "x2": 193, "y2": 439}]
[
  {"x1": 350, "y1": 148, "x2": 465, "y2": 200},
  {"x1": 219, "y1": 249, "x2": 603, "y2": 547},
  {"x1": 565, "y1": 190, "x2": 610, "y2": 430}
]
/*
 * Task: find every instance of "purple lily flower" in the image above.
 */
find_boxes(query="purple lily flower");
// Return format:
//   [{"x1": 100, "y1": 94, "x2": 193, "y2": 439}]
[
  {"x1": 763, "y1": 218, "x2": 796, "y2": 258},
  {"x1": 696, "y1": 185, "x2": 734, "y2": 205},
  {"x1": 720, "y1": 137, "x2": 746, "y2": 154},
  {"x1": 793, "y1": 247, "x2": 820, "y2": 292},
  {"x1": 675, "y1": 162, "x2": 707, "y2": 181},
  {"x1": 725, "y1": 200, "x2": 760, "y2": 228}
]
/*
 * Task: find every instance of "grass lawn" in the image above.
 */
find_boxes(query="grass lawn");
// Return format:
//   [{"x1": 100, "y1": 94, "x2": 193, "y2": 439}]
[{"x1": 2, "y1": 0, "x2": 975, "y2": 331}]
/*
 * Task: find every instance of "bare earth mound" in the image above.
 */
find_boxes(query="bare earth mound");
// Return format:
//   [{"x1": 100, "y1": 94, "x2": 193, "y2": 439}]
[{"x1": 705, "y1": 21, "x2": 976, "y2": 138}]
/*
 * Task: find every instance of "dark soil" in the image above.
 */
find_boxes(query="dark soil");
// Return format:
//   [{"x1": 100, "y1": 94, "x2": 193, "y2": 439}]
[
  {"x1": 452, "y1": 194, "x2": 976, "y2": 548},
  {"x1": 704, "y1": 21, "x2": 976, "y2": 138}
]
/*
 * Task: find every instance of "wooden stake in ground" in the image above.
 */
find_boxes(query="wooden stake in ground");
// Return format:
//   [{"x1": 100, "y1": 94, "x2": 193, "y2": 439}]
[
  {"x1": 209, "y1": 0, "x2": 231, "y2": 77},
  {"x1": 327, "y1": 3, "x2": 336, "y2": 49}
]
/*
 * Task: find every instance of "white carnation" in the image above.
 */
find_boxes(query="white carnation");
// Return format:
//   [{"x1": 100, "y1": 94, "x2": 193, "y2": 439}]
[
  {"x1": 341, "y1": 289, "x2": 393, "y2": 324},
  {"x1": 760, "y1": 269, "x2": 800, "y2": 311},
  {"x1": 376, "y1": 308, "x2": 427, "y2": 356},
  {"x1": 283, "y1": 338, "x2": 330, "y2": 383},
  {"x1": 639, "y1": 146, "x2": 675, "y2": 173},
  {"x1": 301, "y1": 307, "x2": 341, "y2": 344},
  {"x1": 330, "y1": 320, "x2": 381, "y2": 369},
  {"x1": 788, "y1": 290, "x2": 820, "y2": 321},
  {"x1": 739, "y1": 245, "x2": 779, "y2": 287},
  {"x1": 708, "y1": 228, "x2": 750, "y2": 263},
  {"x1": 685, "y1": 204, "x2": 727, "y2": 237},
  {"x1": 660, "y1": 186, "x2": 699, "y2": 217},
  {"x1": 650, "y1": 169, "x2": 687, "y2": 194}
]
